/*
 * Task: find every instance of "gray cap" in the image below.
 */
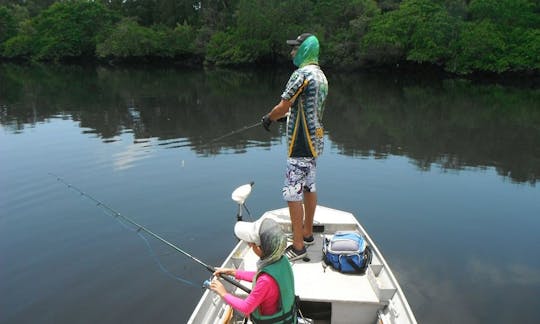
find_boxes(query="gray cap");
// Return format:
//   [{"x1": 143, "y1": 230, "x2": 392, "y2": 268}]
[{"x1": 286, "y1": 33, "x2": 313, "y2": 46}]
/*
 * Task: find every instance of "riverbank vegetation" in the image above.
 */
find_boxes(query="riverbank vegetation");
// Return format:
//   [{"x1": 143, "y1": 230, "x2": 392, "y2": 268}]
[{"x1": 0, "y1": 0, "x2": 538, "y2": 74}]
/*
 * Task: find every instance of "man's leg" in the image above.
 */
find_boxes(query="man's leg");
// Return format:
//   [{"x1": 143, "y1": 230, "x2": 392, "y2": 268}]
[
  {"x1": 288, "y1": 201, "x2": 305, "y2": 251},
  {"x1": 303, "y1": 191, "x2": 317, "y2": 239},
  {"x1": 302, "y1": 158, "x2": 318, "y2": 239},
  {"x1": 283, "y1": 158, "x2": 310, "y2": 259}
]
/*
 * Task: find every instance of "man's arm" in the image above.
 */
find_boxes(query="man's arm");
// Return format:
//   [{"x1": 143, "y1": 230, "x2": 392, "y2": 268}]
[{"x1": 268, "y1": 99, "x2": 292, "y2": 121}]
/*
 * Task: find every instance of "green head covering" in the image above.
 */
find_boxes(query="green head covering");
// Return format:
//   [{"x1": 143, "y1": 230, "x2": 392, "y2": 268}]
[
  {"x1": 293, "y1": 35, "x2": 320, "y2": 67},
  {"x1": 256, "y1": 218, "x2": 287, "y2": 269},
  {"x1": 234, "y1": 218, "x2": 287, "y2": 269}
]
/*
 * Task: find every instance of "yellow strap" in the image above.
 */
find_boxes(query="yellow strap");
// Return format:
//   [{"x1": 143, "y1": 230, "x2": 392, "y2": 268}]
[
  {"x1": 288, "y1": 105, "x2": 319, "y2": 158},
  {"x1": 288, "y1": 110, "x2": 301, "y2": 157},
  {"x1": 300, "y1": 106, "x2": 318, "y2": 158},
  {"x1": 289, "y1": 79, "x2": 309, "y2": 104}
]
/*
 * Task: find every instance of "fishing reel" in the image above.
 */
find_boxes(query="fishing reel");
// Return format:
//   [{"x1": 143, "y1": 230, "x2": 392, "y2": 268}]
[{"x1": 202, "y1": 279, "x2": 212, "y2": 290}]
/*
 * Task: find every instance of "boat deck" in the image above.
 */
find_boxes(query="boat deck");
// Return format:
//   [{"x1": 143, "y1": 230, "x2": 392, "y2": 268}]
[
  {"x1": 240, "y1": 232, "x2": 380, "y2": 305},
  {"x1": 229, "y1": 206, "x2": 396, "y2": 324}
]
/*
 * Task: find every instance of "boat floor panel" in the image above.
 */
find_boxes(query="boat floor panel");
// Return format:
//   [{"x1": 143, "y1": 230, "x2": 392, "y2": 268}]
[{"x1": 239, "y1": 233, "x2": 379, "y2": 305}]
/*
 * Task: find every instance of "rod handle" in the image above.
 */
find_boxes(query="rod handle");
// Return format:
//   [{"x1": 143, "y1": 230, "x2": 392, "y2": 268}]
[
  {"x1": 206, "y1": 265, "x2": 252, "y2": 293},
  {"x1": 220, "y1": 274, "x2": 252, "y2": 294}
]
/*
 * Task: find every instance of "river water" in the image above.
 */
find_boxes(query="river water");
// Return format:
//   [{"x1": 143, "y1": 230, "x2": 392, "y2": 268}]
[{"x1": 1, "y1": 63, "x2": 539, "y2": 323}]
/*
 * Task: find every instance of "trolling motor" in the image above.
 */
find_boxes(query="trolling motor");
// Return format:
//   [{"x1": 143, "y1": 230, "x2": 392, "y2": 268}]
[
  {"x1": 231, "y1": 182, "x2": 254, "y2": 222},
  {"x1": 201, "y1": 182, "x2": 256, "y2": 292}
]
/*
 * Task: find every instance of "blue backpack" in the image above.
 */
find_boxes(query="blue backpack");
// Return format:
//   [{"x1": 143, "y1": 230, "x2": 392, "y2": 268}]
[{"x1": 323, "y1": 231, "x2": 372, "y2": 274}]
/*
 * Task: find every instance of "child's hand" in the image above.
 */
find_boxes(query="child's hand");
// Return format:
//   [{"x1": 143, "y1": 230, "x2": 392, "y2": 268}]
[{"x1": 209, "y1": 278, "x2": 227, "y2": 297}]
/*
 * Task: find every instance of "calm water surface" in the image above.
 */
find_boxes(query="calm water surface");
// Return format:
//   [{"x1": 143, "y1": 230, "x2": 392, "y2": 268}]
[{"x1": 1, "y1": 64, "x2": 539, "y2": 324}]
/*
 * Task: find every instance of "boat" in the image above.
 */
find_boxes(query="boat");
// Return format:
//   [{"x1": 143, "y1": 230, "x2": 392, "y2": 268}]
[{"x1": 188, "y1": 184, "x2": 417, "y2": 324}]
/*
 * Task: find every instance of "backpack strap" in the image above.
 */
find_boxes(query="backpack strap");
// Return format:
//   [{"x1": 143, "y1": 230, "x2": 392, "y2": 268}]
[
  {"x1": 341, "y1": 247, "x2": 372, "y2": 274},
  {"x1": 359, "y1": 246, "x2": 373, "y2": 274},
  {"x1": 343, "y1": 255, "x2": 364, "y2": 273}
]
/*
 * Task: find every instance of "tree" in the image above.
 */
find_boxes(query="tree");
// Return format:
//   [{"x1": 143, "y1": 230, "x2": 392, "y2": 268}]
[
  {"x1": 206, "y1": 0, "x2": 314, "y2": 65},
  {"x1": 96, "y1": 18, "x2": 159, "y2": 58},
  {"x1": 314, "y1": 0, "x2": 380, "y2": 68},
  {"x1": 361, "y1": 0, "x2": 458, "y2": 65},
  {"x1": 1, "y1": 0, "x2": 538, "y2": 74},
  {"x1": 468, "y1": 0, "x2": 540, "y2": 29},
  {"x1": 0, "y1": 5, "x2": 17, "y2": 43},
  {"x1": 96, "y1": 18, "x2": 197, "y2": 60},
  {"x1": 20, "y1": 0, "x2": 118, "y2": 61},
  {"x1": 448, "y1": 0, "x2": 540, "y2": 73},
  {"x1": 1, "y1": 6, "x2": 34, "y2": 59},
  {"x1": 448, "y1": 21, "x2": 508, "y2": 73}
]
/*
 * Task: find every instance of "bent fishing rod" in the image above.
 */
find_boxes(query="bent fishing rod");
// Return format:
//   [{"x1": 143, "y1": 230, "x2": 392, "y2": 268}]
[
  {"x1": 175, "y1": 117, "x2": 283, "y2": 152},
  {"x1": 202, "y1": 121, "x2": 262, "y2": 147},
  {"x1": 49, "y1": 173, "x2": 251, "y2": 293}
]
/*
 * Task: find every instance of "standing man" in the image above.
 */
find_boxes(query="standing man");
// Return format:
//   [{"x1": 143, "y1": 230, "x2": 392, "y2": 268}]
[{"x1": 261, "y1": 33, "x2": 328, "y2": 261}]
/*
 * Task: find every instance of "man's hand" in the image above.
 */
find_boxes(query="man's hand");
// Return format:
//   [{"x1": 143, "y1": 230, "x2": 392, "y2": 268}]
[{"x1": 262, "y1": 114, "x2": 272, "y2": 131}]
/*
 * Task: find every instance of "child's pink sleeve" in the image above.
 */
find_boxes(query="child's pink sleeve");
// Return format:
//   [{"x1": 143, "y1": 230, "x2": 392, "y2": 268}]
[
  {"x1": 235, "y1": 270, "x2": 256, "y2": 282},
  {"x1": 223, "y1": 273, "x2": 279, "y2": 316}
]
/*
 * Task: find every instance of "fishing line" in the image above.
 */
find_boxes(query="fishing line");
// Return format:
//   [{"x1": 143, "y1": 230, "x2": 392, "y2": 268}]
[
  {"x1": 242, "y1": 203, "x2": 253, "y2": 221},
  {"x1": 175, "y1": 121, "x2": 262, "y2": 164},
  {"x1": 104, "y1": 208, "x2": 198, "y2": 288},
  {"x1": 49, "y1": 173, "x2": 251, "y2": 293}
]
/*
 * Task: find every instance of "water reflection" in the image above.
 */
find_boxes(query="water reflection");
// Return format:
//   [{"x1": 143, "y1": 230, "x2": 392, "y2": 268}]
[
  {"x1": 326, "y1": 74, "x2": 540, "y2": 185},
  {"x1": 1, "y1": 63, "x2": 539, "y2": 184}
]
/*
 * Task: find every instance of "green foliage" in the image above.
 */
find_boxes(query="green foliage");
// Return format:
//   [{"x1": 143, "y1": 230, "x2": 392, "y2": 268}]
[
  {"x1": 2, "y1": 18, "x2": 35, "y2": 59},
  {"x1": 231, "y1": 0, "x2": 274, "y2": 62},
  {"x1": 507, "y1": 28, "x2": 540, "y2": 71},
  {"x1": 359, "y1": 10, "x2": 406, "y2": 64},
  {"x1": 2, "y1": 34, "x2": 34, "y2": 59},
  {"x1": 361, "y1": 0, "x2": 458, "y2": 65},
  {"x1": 1, "y1": 0, "x2": 117, "y2": 61},
  {"x1": 96, "y1": 18, "x2": 197, "y2": 59},
  {"x1": 103, "y1": 0, "x2": 235, "y2": 28},
  {"x1": 0, "y1": 5, "x2": 17, "y2": 43},
  {"x1": 448, "y1": 20, "x2": 508, "y2": 74},
  {"x1": 169, "y1": 23, "x2": 197, "y2": 56},
  {"x1": 34, "y1": 1, "x2": 117, "y2": 60},
  {"x1": 451, "y1": 23, "x2": 540, "y2": 73},
  {"x1": 97, "y1": 18, "x2": 159, "y2": 58},
  {"x1": 206, "y1": 0, "x2": 313, "y2": 65},
  {"x1": 443, "y1": 0, "x2": 468, "y2": 19},
  {"x1": 1, "y1": 0, "x2": 539, "y2": 74},
  {"x1": 0, "y1": 3, "x2": 31, "y2": 57},
  {"x1": 314, "y1": 0, "x2": 380, "y2": 68},
  {"x1": 205, "y1": 31, "x2": 245, "y2": 65},
  {"x1": 468, "y1": 0, "x2": 540, "y2": 28},
  {"x1": 447, "y1": 0, "x2": 540, "y2": 73},
  {"x1": 376, "y1": 0, "x2": 401, "y2": 12},
  {"x1": 6, "y1": 0, "x2": 56, "y2": 17}
]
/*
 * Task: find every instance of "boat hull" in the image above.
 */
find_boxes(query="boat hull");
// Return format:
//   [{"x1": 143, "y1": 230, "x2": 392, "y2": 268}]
[{"x1": 188, "y1": 206, "x2": 417, "y2": 324}]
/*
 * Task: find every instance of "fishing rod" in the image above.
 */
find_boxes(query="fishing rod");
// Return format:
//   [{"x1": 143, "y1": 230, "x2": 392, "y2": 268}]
[
  {"x1": 49, "y1": 173, "x2": 251, "y2": 293},
  {"x1": 201, "y1": 121, "x2": 262, "y2": 147}
]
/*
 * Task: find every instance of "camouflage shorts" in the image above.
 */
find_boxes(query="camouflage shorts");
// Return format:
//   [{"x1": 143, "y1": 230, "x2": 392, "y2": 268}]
[{"x1": 282, "y1": 157, "x2": 317, "y2": 202}]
